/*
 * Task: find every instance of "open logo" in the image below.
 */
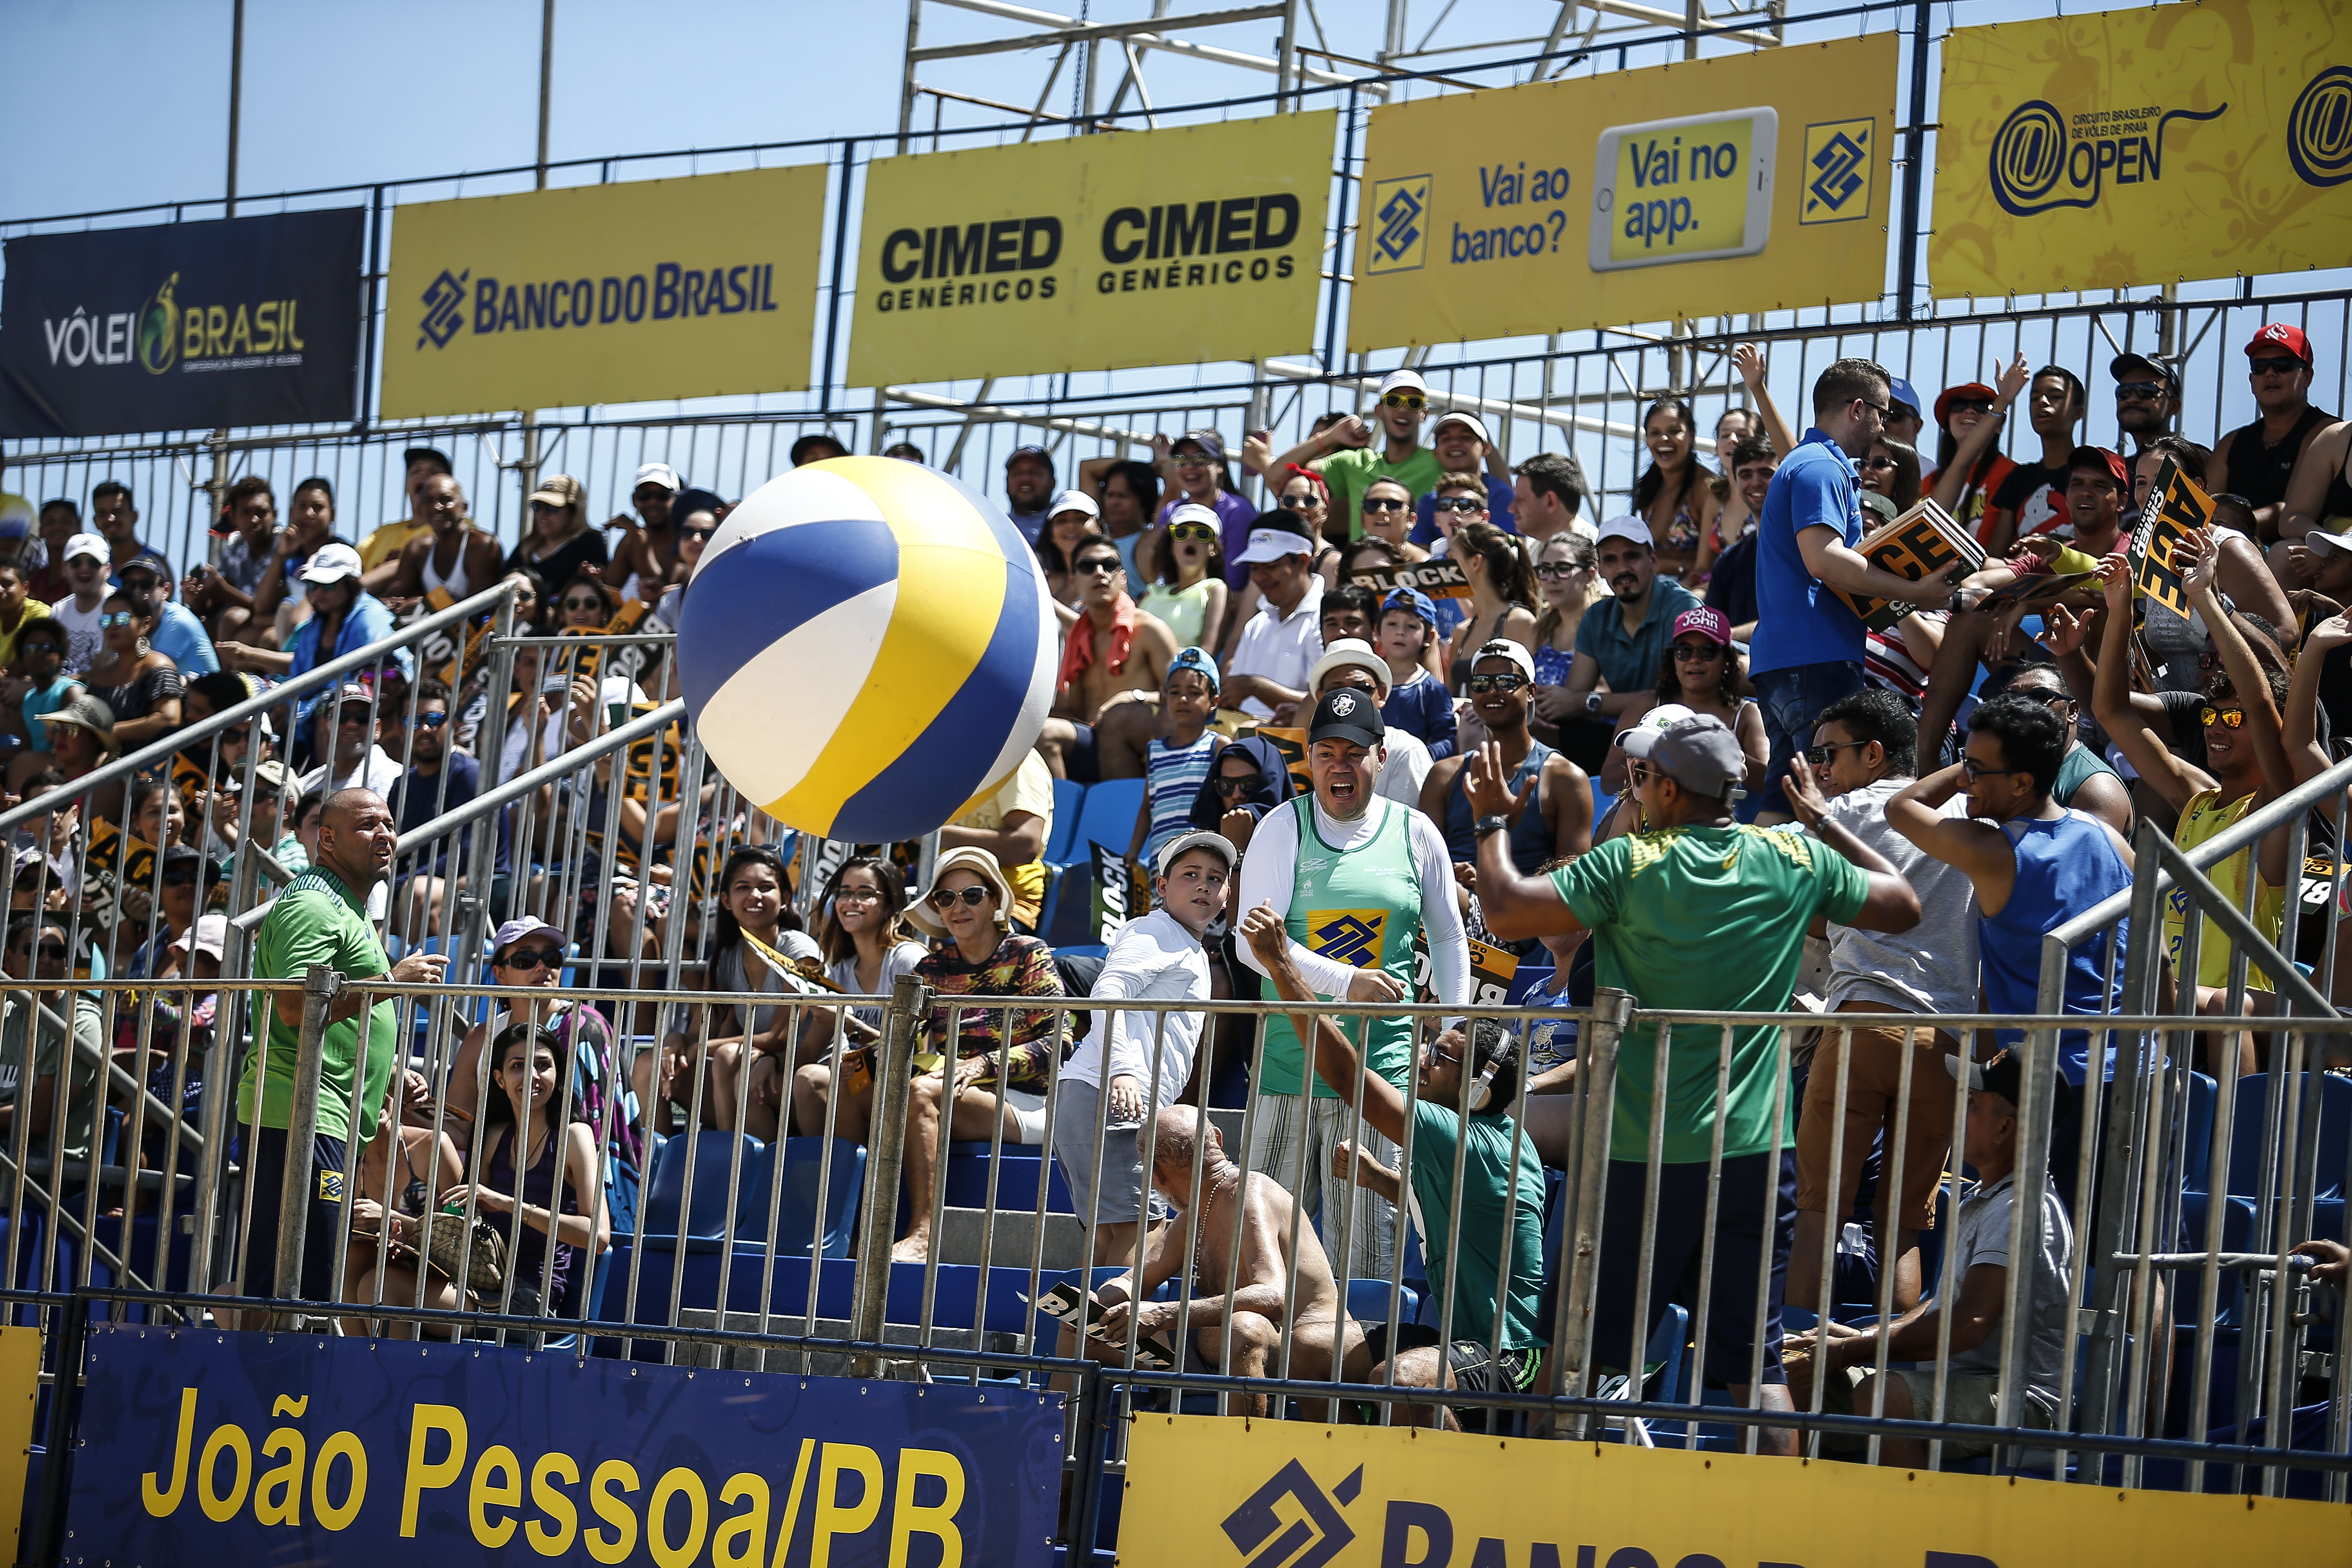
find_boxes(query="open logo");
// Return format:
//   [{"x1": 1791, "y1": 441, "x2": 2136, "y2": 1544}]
[
  {"x1": 1988, "y1": 97, "x2": 2227, "y2": 216},
  {"x1": 2289, "y1": 65, "x2": 2352, "y2": 189},
  {"x1": 1220, "y1": 1460, "x2": 1362, "y2": 1568}
]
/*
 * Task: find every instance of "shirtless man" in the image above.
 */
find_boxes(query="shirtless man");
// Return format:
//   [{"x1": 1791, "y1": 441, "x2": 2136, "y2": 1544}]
[
  {"x1": 385, "y1": 475, "x2": 503, "y2": 612},
  {"x1": 1245, "y1": 902, "x2": 1550, "y2": 1432},
  {"x1": 1066, "y1": 1103, "x2": 1368, "y2": 1416},
  {"x1": 605, "y1": 463, "x2": 684, "y2": 601},
  {"x1": 1035, "y1": 536, "x2": 1176, "y2": 782}
]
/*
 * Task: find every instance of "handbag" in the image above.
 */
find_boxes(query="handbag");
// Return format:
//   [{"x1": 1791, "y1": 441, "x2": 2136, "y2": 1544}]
[{"x1": 423, "y1": 1210, "x2": 509, "y2": 1297}]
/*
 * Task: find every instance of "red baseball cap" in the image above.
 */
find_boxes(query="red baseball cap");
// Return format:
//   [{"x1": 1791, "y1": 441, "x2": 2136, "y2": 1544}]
[
  {"x1": 2067, "y1": 446, "x2": 2131, "y2": 488},
  {"x1": 2245, "y1": 323, "x2": 2313, "y2": 365},
  {"x1": 1933, "y1": 382, "x2": 1999, "y2": 426}
]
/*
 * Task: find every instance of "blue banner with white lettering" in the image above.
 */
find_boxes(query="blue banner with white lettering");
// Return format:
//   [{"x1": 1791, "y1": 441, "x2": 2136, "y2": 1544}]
[
  {"x1": 66, "y1": 1325, "x2": 1062, "y2": 1568},
  {"x1": 0, "y1": 209, "x2": 363, "y2": 437}
]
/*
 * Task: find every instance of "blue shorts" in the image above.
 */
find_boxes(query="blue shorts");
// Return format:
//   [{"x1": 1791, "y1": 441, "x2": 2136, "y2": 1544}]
[
  {"x1": 1752, "y1": 661, "x2": 1865, "y2": 816},
  {"x1": 1552, "y1": 1150, "x2": 1795, "y2": 1389}
]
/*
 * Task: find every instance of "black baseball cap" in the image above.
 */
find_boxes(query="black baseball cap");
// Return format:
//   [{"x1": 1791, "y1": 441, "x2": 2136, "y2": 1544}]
[
  {"x1": 790, "y1": 431, "x2": 849, "y2": 466},
  {"x1": 2110, "y1": 352, "x2": 2179, "y2": 393},
  {"x1": 1004, "y1": 444, "x2": 1054, "y2": 471},
  {"x1": 1948, "y1": 1048, "x2": 2075, "y2": 1126},
  {"x1": 1307, "y1": 687, "x2": 1385, "y2": 749},
  {"x1": 402, "y1": 446, "x2": 453, "y2": 474}
]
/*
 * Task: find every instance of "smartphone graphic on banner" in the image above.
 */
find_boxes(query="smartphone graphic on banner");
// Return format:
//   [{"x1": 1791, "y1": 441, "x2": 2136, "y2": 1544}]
[{"x1": 1588, "y1": 107, "x2": 1776, "y2": 271}]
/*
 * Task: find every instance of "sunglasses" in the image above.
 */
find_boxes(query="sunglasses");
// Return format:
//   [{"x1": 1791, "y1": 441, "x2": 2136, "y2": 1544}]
[
  {"x1": 928, "y1": 885, "x2": 994, "y2": 910},
  {"x1": 12, "y1": 941, "x2": 67, "y2": 961},
  {"x1": 1960, "y1": 759, "x2": 2025, "y2": 780},
  {"x1": 499, "y1": 945, "x2": 565, "y2": 970},
  {"x1": 1073, "y1": 559, "x2": 1122, "y2": 577},
  {"x1": 1857, "y1": 456, "x2": 1898, "y2": 472},
  {"x1": 1168, "y1": 521, "x2": 1219, "y2": 543},
  {"x1": 99, "y1": 611, "x2": 139, "y2": 629},
  {"x1": 415, "y1": 710, "x2": 450, "y2": 730},
  {"x1": 833, "y1": 886, "x2": 884, "y2": 902},
  {"x1": 1362, "y1": 497, "x2": 1410, "y2": 513},
  {"x1": 1432, "y1": 496, "x2": 1486, "y2": 514},
  {"x1": 1803, "y1": 740, "x2": 1870, "y2": 765},
  {"x1": 2200, "y1": 704, "x2": 2247, "y2": 729},
  {"x1": 1172, "y1": 453, "x2": 1214, "y2": 469},
  {"x1": 1856, "y1": 397, "x2": 1891, "y2": 418},
  {"x1": 1534, "y1": 562, "x2": 1586, "y2": 579},
  {"x1": 161, "y1": 867, "x2": 200, "y2": 887},
  {"x1": 2016, "y1": 686, "x2": 2071, "y2": 710},
  {"x1": 1673, "y1": 642, "x2": 1725, "y2": 660},
  {"x1": 1382, "y1": 393, "x2": 1426, "y2": 410},
  {"x1": 1944, "y1": 397, "x2": 1995, "y2": 416},
  {"x1": 530, "y1": 500, "x2": 564, "y2": 513},
  {"x1": 2249, "y1": 356, "x2": 2304, "y2": 377},
  {"x1": 562, "y1": 596, "x2": 606, "y2": 612},
  {"x1": 680, "y1": 525, "x2": 717, "y2": 541},
  {"x1": 1418, "y1": 1039, "x2": 1462, "y2": 1067},
  {"x1": 1466, "y1": 672, "x2": 1527, "y2": 693},
  {"x1": 1280, "y1": 492, "x2": 1324, "y2": 510},
  {"x1": 2115, "y1": 382, "x2": 2167, "y2": 401},
  {"x1": 1212, "y1": 774, "x2": 1257, "y2": 795}
]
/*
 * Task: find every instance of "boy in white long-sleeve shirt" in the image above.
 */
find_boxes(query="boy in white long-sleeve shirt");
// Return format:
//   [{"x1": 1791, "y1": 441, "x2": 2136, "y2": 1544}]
[{"x1": 1050, "y1": 830, "x2": 1235, "y2": 1266}]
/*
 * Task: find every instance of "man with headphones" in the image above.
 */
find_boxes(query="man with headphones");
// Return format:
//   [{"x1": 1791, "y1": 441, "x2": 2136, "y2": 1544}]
[{"x1": 1245, "y1": 904, "x2": 1548, "y2": 1431}]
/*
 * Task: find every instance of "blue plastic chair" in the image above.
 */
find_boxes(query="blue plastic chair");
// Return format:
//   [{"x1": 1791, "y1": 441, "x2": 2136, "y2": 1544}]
[
  {"x1": 752, "y1": 1138, "x2": 866, "y2": 1258},
  {"x1": 1066, "y1": 779, "x2": 1146, "y2": 864},
  {"x1": 639, "y1": 1131, "x2": 764, "y2": 1245},
  {"x1": 1045, "y1": 778, "x2": 1084, "y2": 864}
]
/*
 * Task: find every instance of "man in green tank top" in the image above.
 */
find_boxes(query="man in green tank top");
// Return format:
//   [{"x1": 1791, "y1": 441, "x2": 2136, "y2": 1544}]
[{"x1": 1235, "y1": 689, "x2": 1472, "y2": 1283}]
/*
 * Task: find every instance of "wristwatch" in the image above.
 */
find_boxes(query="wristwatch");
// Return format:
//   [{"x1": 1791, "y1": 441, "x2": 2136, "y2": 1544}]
[
  {"x1": 1584, "y1": 690, "x2": 1606, "y2": 715},
  {"x1": 1475, "y1": 814, "x2": 1511, "y2": 837}
]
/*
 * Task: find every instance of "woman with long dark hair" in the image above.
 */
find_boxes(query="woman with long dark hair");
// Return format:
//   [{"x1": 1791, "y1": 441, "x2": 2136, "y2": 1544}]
[
  {"x1": 444, "y1": 1022, "x2": 611, "y2": 1319},
  {"x1": 1598, "y1": 604, "x2": 1767, "y2": 803},
  {"x1": 788, "y1": 855, "x2": 929, "y2": 1138},
  {"x1": 1444, "y1": 519, "x2": 1538, "y2": 689},
  {"x1": 657, "y1": 843, "x2": 820, "y2": 1134},
  {"x1": 1634, "y1": 396, "x2": 1722, "y2": 581}
]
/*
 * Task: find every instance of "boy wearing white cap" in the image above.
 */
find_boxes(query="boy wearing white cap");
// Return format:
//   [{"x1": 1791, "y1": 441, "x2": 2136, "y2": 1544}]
[
  {"x1": 605, "y1": 461, "x2": 686, "y2": 601},
  {"x1": 1411, "y1": 412, "x2": 1518, "y2": 545},
  {"x1": 1271, "y1": 369, "x2": 1445, "y2": 542}
]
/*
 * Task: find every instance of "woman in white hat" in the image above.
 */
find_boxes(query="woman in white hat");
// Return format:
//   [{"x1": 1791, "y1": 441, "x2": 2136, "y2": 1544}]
[{"x1": 892, "y1": 846, "x2": 1066, "y2": 1263}]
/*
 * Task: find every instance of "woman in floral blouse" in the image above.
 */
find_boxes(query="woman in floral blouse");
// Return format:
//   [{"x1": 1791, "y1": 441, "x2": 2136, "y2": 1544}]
[{"x1": 895, "y1": 846, "x2": 1066, "y2": 1261}]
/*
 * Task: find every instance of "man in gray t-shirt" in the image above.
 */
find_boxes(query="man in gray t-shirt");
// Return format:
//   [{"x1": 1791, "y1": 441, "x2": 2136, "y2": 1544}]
[
  {"x1": 0, "y1": 913, "x2": 104, "y2": 1167},
  {"x1": 1789, "y1": 1049, "x2": 2073, "y2": 1466},
  {"x1": 1784, "y1": 688, "x2": 1980, "y2": 1314}
]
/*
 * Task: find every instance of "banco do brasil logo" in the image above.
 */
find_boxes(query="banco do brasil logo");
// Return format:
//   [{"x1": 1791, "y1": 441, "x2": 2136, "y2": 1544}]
[
  {"x1": 1221, "y1": 1460, "x2": 1361, "y2": 1568},
  {"x1": 136, "y1": 274, "x2": 180, "y2": 375},
  {"x1": 2289, "y1": 65, "x2": 2352, "y2": 188},
  {"x1": 1988, "y1": 97, "x2": 2227, "y2": 217}
]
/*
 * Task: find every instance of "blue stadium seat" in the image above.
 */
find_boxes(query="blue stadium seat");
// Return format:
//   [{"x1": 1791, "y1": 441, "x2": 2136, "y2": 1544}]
[
  {"x1": 1065, "y1": 779, "x2": 1146, "y2": 864},
  {"x1": 639, "y1": 1131, "x2": 764, "y2": 1245},
  {"x1": 749, "y1": 1138, "x2": 865, "y2": 1258},
  {"x1": 1045, "y1": 778, "x2": 1084, "y2": 864}
]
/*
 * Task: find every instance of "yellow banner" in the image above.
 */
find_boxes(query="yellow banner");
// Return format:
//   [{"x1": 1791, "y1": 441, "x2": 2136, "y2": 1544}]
[
  {"x1": 1348, "y1": 38, "x2": 1894, "y2": 349},
  {"x1": 380, "y1": 166, "x2": 827, "y2": 417},
  {"x1": 848, "y1": 113, "x2": 1334, "y2": 386},
  {"x1": 1933, "y1": 1, "x2": 2352, "y2": 296},
  {"x1": 1123, "y1": 1415, "x2": 2352, "y2": 1568}
]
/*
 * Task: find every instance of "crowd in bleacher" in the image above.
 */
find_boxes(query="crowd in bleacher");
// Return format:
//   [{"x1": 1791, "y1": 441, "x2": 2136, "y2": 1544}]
[{"x1": 7, "y1": 328, "x2": 2352, "y2": 1465}]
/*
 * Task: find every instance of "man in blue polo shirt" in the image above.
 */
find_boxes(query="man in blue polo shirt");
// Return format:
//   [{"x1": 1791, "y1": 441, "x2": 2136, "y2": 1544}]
[
  {"x1": 1749, "y1": 358, "x2": 1957, "y2": 824},
  {"x1": 1560, "y1": 516, "x2": 1700, "y2": 730}
]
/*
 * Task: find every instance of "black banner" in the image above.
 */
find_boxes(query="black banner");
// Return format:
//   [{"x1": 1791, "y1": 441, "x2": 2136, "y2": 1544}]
[{"x1": 0, "y1": 209, "x2": 365, "y2": 438}]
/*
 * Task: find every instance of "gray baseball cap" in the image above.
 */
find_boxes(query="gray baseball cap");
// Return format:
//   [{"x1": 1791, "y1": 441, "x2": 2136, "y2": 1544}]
[{"x1": 1618, "y1": 712, "x2": 1744, "y2": 797}]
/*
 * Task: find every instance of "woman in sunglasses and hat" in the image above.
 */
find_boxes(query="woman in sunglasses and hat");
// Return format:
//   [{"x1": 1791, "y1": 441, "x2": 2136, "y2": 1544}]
[{"x1": 889, "y1": 846, "x2": 1066, "y2": 1263}]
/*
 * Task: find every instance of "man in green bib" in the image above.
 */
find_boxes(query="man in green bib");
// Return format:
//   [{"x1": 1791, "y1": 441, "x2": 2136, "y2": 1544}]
[{"x1": 1235, "y1": 688, "x2": 1470, "y2": 1283}]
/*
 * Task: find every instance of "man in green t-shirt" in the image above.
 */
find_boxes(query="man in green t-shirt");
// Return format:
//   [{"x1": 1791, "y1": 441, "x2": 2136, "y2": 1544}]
[
  {"x1": 1272, "y1": 369, "x2": 1444, "y2": 542},
  {"x1": 1245, "y1": 906, "x2": 1548, "y2": 1433},
  {"x1": 244, "y1": 787, "x2": 446, "y2": 1311},
  {"x1": 1468, "y1": 715, "x2": 1921, "y2": 1453}
]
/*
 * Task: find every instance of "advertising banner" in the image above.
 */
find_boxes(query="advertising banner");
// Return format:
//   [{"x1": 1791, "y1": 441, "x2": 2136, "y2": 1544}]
[
  {"x1": 71, "y1": 1324, "x2": 1061, "y2": 1568},
  {"x1": 1122, "y1": 1414, "x2": 2351, "y2": 1568},
  {"x1": 1933, "y1": 0, "x2": 2352, "y2": 296},
  {"x1": 848, "y1": 112, "x2": 1335, "y2": 386},
  {"x1": 0, "y1": 209, "x2": 364, "y2": 438},
  {"x1": 1347, "y1": 37, "x2": 1893, "y2": 349},
  {"x1": 381, "y1": 165, "x2": 828, "y2": 418}
]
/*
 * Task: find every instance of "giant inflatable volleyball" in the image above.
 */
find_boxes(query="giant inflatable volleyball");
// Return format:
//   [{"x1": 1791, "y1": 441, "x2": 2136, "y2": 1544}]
[{"x1": 675, "y1": 457, "x2": 1057, "y2": 844}]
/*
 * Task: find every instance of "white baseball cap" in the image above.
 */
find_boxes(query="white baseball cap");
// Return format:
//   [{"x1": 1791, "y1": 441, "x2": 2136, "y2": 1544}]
[
  {"x1": 1048, "y1": 488, "x2": 1100, "y2": 521},
  {"x1": 1166, "y1": 501, "x2": 1222, "y2": 533},
  {"x1": 1432, "y1": 411, "x2": 1492, "y2": 446},
  {"x1": 171, "y1": 912, "x2": 229, "y2": 961},
  {"x1": 1155, "y1": 830, "x2": 1237, "y2": 878},
  {"x1": 62, "y1": 533, "x2": 108, "y2": 565},
  {"x1": 1377, "y1": 368, "x2": 1429, "y2": 398},
  {"x1": 1308, "y1": 637, "x2": 1391, "y2": 697},
  {"x1": 1595, "y1": 515, "x2": 1654, "y2": 548},
  {"x1": 633, "y1": 462, "x2": 682, "y2": 493},
  {"x1": 299, "y1": 542, "x2": 363, "y2": 584},
  {"x1": 1233, "y1": 525, "x2": 1315, "y2": 566}
]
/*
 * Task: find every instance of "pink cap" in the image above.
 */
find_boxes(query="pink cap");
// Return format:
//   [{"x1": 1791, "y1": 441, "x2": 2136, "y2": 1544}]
[{"x1": 1672, "y1": 605, "x2": 1731, "y2": 645}]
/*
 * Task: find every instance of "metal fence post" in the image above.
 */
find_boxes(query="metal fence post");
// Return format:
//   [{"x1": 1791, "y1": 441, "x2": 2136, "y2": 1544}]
[
  {"x1": 1060, "y1": 1362, "x2": 1113, "y2": 1558},
  {"x1": 26, "y1": 1291, "x2": 90, "y2": 1568},
  {"x1": 272, "y1": 964, "x2": 344, "y2": 1314},
  {"x1": 1548, "y1": 986, "x2": 1627, "y2": 1439},
  {"x1": 850, "y1": 973, "x2": 928, "y2": 1376}
]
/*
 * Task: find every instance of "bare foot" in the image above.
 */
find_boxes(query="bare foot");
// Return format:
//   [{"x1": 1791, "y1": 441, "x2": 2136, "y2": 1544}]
[{"x1": 890, "y1": 1233, "x2": 931, "y2": 1264}]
